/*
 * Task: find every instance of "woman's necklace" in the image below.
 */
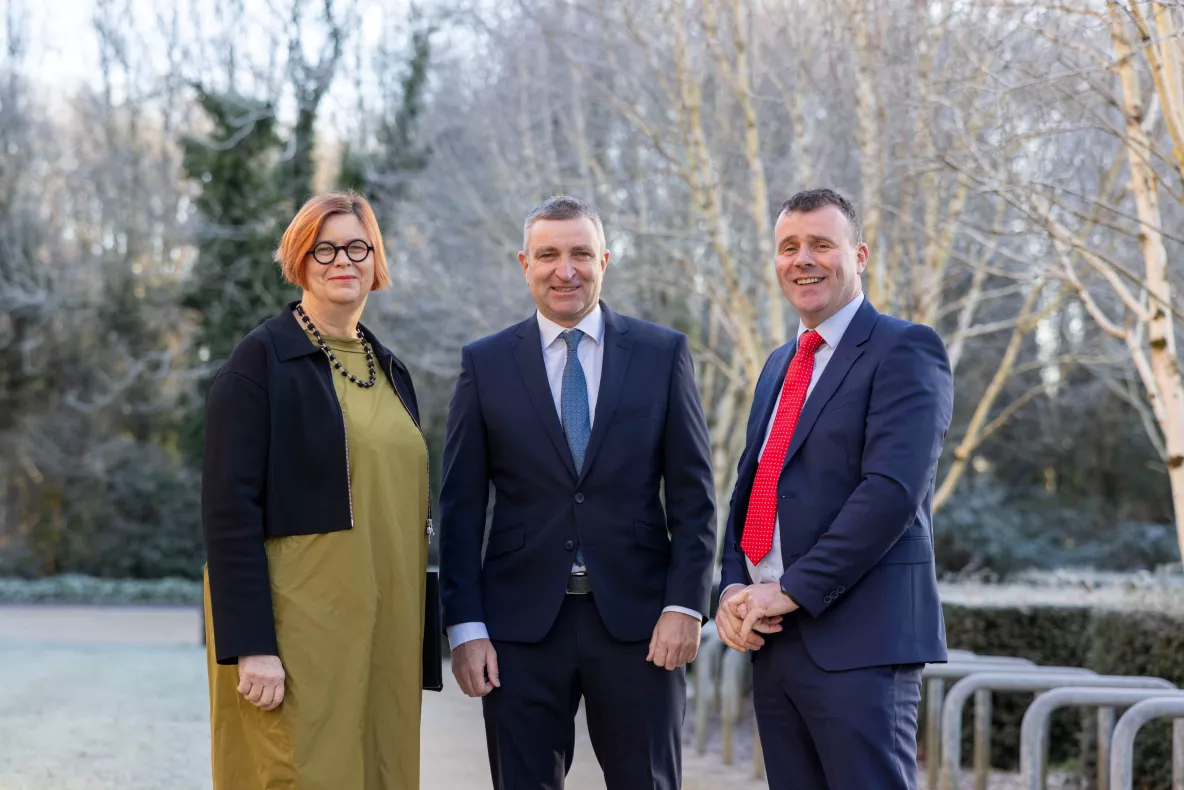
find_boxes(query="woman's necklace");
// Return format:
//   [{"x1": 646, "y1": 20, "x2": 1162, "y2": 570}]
[{"x1": 296, "y1": 303, "x2": 377, "y2": 389}]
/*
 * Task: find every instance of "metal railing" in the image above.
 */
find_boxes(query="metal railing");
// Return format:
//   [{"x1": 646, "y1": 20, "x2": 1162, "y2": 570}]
[
  {"x1": 923, "y1": 656, "x2": 1038, "y2": 787},
  {"x1": 691, "y1": 624, "x2": 764, "y2": 779},
  {"x1": 923, "y1": 659, "x2": 1083, "y2": 790},
  {"x1": 692, "y1": 623, "x2": 725, "y2": 754},
  {"x1": 938, "y1": 672, "x2": 1174, "y2": 790},
  {"x1": 695, "y1": 641, "x2": 1183, "y2": 789},
  {"x1": 719, "y1": 647, "x2": 750, "y2": 765},
  {"x1": 1019, "y1": 686, "x2": 1184, "y2": 790},
  {"x1": 1109, "y1": 696, "x2": 1184, "y2": 790}
]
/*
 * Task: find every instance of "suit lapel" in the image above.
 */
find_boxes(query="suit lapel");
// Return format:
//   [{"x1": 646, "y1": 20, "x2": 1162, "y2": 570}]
[
  {"x1": 724, "y1": 341, "x2": 790, "y2": 490},
  {"x1": 513, "y1": 317, "x2": 578, "y2": 478},
  {"x1": 580, "y1": 304, "x2": 632, "y2": 482},
  {"x1": 758, "y1": 343, "x2": 795, "y2": 440},
  {"x1": 782, "y1": 298, "x2": 878, "y2": 470}
]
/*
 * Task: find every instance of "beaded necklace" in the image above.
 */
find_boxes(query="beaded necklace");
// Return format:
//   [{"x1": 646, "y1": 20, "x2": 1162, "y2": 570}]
[{"x1": 296, "y1": 303, "x2": 377, "y2": 389}]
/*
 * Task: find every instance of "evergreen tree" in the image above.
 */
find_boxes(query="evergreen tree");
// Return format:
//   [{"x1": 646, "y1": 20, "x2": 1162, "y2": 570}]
[{"x1": 180, "y1": 90, "x2": 293, "y2": 459}]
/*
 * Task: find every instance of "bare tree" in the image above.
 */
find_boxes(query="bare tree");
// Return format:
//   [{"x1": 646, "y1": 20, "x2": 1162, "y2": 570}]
[{"x1": 935, "y1": 0, "x2": 1184, "y2": 556}]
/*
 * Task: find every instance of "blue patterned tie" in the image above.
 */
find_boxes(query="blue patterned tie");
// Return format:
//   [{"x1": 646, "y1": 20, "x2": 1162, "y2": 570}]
[
  {"x1": 561, "y1": 329, "x2": 591, "y2": 569},
  {"x1": 561, "y1": 329, "x2": 591, "y2": 475}
]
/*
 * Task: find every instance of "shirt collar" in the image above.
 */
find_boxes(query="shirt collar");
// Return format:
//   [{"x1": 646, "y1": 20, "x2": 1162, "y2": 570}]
[
  {"x1": 797, "y1": 291, "x2": 865, "y2": 351},
  {"x1": 537, "y1": 304, "x2": 605, "y2": 350}
]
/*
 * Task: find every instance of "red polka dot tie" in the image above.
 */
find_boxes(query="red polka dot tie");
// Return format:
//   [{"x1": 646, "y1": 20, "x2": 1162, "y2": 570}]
[{"x1": 741, "y1": 330, "x2": 825, "y2": 565}]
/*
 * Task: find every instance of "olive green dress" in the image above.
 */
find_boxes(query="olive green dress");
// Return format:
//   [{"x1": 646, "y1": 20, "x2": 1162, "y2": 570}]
[{"x1": 204, "y1": 331, "x2": 429, "y2": 790}]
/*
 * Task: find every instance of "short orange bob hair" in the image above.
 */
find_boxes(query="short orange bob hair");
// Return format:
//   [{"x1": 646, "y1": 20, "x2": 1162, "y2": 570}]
[{"x1": 274, "y1": 191, "x2": 391, "y2": 291}]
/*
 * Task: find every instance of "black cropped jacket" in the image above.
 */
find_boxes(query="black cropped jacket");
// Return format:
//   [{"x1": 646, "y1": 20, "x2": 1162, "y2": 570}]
[{"x1": 201, "y1": 302, "x2": 424, "y2": 664}]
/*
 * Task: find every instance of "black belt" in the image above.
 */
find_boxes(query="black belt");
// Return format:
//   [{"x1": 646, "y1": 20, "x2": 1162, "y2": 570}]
[{"x1": 566, "y1": 573, "x2": 593, "y2": 595}]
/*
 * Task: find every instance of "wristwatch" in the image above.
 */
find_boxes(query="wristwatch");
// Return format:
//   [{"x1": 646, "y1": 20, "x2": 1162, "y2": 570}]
[{"x1": 779, "y1": 584, "x2": 800, "y2": 608}]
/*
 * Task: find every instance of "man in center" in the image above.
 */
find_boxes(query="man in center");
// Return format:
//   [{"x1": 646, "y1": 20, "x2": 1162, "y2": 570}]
[{"x1": 439, "y1": 196, "x2": 716, "y2": 789}]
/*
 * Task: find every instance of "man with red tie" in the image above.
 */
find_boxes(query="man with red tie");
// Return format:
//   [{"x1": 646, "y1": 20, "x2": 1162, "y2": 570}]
[{"x1": 715, "y1": 189, "x2": 954, "y2": 790}]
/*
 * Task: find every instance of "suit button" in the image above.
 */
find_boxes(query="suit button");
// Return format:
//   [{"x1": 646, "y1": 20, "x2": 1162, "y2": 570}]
[
  {"x1": 837, "y1": 586, "x2": 845, "y2": 594},
  {"x1": 565, "y1": 540, "x2": 574, "y2": 551},
  {"x1": 574, "y1": 493, "x2": 585, "y2": 504},
  {"x1": 824, "y1": 595, "x2": 833, "y2": 604}
]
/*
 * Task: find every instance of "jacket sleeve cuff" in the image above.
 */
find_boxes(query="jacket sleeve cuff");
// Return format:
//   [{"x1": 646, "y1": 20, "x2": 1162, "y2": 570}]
[
  {"x1": 779, "y1": 571, "x2": 830, "y2": 619},
  {"x1": 213, "y1": 629, "x2": 279, "y2": 665},
  {"x1": 780, "y1": 585, "x2": 803, "y2": 611}
]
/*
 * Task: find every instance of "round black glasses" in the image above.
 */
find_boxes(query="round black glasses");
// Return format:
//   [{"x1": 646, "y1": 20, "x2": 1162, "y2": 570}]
[{"x1": 307, "y1": 240, "x2": 374, "y2": 264}]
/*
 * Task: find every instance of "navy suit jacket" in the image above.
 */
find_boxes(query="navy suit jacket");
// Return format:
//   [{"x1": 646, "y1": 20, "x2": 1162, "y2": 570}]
[
  {"x1": 719, "y1": 299, "x2": 954, "y2": 671},
  {"x1": 439, "y1": 302, "x2": 716, "y2": 644}
]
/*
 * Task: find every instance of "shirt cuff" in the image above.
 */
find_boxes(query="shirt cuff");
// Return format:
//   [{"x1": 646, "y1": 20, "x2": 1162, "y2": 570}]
[
  {"x1": 446, "y1": 621, "x2": 489, "y2": 650},
  {"x1": 662, "y1": 605, "x2": 703, "y2": 621}
]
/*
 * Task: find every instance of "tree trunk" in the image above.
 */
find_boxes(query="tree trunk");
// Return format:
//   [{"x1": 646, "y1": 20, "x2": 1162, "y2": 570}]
[
  {"x1": 1110, "y1": 4, "x2": 1184, "y2": 562},
  {"x1": 849, "y1": 5, "x2": 887, "y2": 309}
]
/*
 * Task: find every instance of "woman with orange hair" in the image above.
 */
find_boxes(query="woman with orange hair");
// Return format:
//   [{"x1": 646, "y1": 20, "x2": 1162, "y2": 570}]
[{"x1": 201, "y1": 191, "x2": 437, "y2": 789}]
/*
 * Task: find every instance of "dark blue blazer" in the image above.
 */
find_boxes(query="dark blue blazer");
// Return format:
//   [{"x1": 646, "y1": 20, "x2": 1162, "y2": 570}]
[
  {"x1": 439, "y1": 303, "x2": 716, "y2": 644},
  {"x1": 719, "y1": 299, "x2": 954, "y2": 671}
]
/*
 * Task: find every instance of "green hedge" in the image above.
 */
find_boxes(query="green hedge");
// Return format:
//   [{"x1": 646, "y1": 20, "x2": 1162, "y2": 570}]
[
  {"x1": 939, "y1": 600, "x2": 1184, "y2": 789},
  {"x1": 1084, "y1": 610, "x2": 1184, "y2": 789}
]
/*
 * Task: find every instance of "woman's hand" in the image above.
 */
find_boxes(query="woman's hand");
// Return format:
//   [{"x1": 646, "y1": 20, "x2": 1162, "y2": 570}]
[{"x1": 238, "y1": 654, "x2": 286, "y2": 711}]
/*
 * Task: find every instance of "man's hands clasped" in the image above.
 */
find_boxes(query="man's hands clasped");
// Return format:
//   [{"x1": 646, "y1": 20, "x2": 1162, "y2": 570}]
[{"x1": 714, "y1": 583, "x2": 793, "y2": 653}]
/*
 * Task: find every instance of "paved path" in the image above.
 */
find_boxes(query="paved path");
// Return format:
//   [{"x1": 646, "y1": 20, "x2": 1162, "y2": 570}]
[
  {"x1": 0, "y1": 605, "x2": 765, "y2": 790},
  {"x1": 1, "y1": 606, "x2": 1066, "y2": 789}
]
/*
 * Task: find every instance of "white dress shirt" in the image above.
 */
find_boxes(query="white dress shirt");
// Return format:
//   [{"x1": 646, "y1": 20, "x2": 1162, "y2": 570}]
[
  {"x1": 448, "y1": 305, "x2": 701, "y2": 649},
  {"x1": 724, "y1": 291, "x2": 866, "y2": 597},
  {"x1": 537, "y1": 306, "x2": 605, "y2": 436}
]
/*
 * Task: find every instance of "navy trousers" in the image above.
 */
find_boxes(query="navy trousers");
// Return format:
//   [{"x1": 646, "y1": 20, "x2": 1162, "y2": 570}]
[
  {"x1": 752, "y1": 619, "x2": 923, "y2": 790},
  {"x1": 482, "y1": 594, "x2": 685, "y2": 790}
]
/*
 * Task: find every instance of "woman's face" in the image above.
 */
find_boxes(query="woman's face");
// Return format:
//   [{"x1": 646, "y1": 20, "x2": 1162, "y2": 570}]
[{"x1": 302, "y1": 213, "x2": 375, "y2": 308}]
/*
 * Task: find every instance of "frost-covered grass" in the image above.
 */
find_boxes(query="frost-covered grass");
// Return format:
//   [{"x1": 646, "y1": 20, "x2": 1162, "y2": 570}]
[
  {"x1": 0, "y1": 574, "x2": 202, "y2": 605},
  {"x1": 940, "y1": 566, "x2": 1184, "y2": 612},
  {"x1": 963, "y1": 566, "x2": 1184, "y2": 588},
  {"x1": 3, "y1": 568, "x2": 1184, "y2": 611}
]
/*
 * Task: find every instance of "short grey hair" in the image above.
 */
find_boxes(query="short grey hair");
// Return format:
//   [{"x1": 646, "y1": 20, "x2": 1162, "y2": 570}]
[
  {"x1": 522, "y1": 195, "x2": 606, "y2": 252},
  {"x1": 778, "y1": 188, "x2": 863, "y2": 245}
]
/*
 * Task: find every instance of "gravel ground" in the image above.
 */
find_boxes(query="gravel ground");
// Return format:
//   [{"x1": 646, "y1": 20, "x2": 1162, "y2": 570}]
[
  {"x1": 0, "y1": 605, "x2": 1077, "y2": 790},
  {"x1": 0, "y1": 641, "x2": 211, "y2": 790}
]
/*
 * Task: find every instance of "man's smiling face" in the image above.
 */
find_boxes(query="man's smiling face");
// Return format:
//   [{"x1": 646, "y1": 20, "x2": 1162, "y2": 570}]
[
  {"x1": 774, "y1": 204, "x2": 868, "y2": 329},
  {"x1": 519, "y1": 217, "x2": 609, "y2": 328}
]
